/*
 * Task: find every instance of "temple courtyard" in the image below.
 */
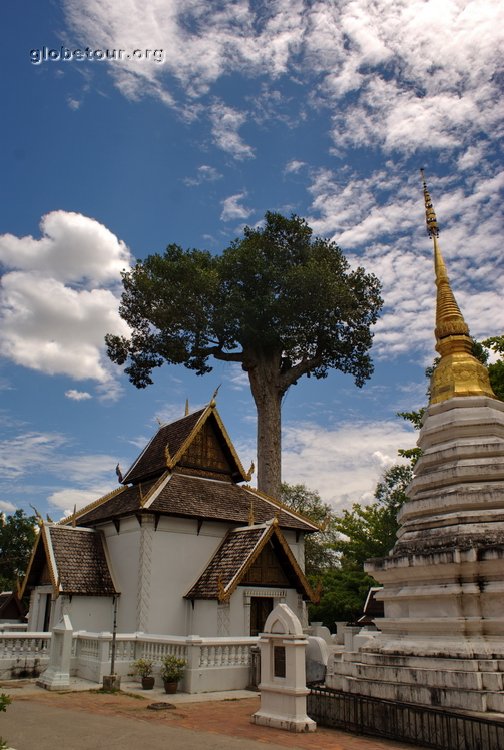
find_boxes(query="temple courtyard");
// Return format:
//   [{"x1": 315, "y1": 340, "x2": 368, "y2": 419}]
[{"x1": 1, "y1": 680, "x2": 428, "y2": 750}]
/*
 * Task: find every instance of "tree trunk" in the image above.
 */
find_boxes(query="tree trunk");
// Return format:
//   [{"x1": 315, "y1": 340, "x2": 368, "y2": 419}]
[{"x1": 246, "y1": 354, "x2": 283, "y2": 500}]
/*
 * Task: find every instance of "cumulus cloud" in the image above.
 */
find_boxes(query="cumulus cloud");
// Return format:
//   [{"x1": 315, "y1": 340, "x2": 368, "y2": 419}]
[
  {"x1": 282, "y1": 419, "x2": 417, "y2": 510},
  {"x1": 65, "y1": 390, "x2": 92, "y2": 401},
  {"x1": 305, "y1": 166, "x2": 504, "y2": 361},
  {"x1": 0, "y1": 500, "x2": 16, "y2": 513},
  {"x1": 284, "y1": 159, "x2": 306, "y2": 175},
  {"x1": 183, "y1": 164, "x2": 222, "y2": 186},
  {"x1": 61, "y1": 1, "x2": 504, "y2": 167},
  {"x1": 209, "y1": 102, "x2": 255, "y2": 160},
  {"x1": 220, "y1": 192, "x2": 253, "y2": 222},
  {"x1": 0, "y1": 211, "x2": 132, "y2": 390}
]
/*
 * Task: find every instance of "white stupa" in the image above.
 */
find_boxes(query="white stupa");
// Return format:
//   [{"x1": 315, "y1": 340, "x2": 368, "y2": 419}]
[{"x1": 327, "y1": 173, "x2": 504, "y2": 717}]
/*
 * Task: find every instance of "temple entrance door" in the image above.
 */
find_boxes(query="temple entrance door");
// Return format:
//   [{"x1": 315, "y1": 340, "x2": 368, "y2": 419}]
[{"x1": 250, "y1": 597, "x2": 274, "y2": 636}]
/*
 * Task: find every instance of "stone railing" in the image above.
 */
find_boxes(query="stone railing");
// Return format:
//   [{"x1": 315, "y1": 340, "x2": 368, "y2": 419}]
[
  {"x1": 0, "y1": 629, "x2": 258, "y2": 692},
  {"x1": 72, "y1": 631, "x2": 257, "y2": 692},
  {"x1": 0, "y1": 623, "x2": 28, "y2": 633},
  {"x1": 0, "y1": 632, "x2": 51, "y2": 679}
]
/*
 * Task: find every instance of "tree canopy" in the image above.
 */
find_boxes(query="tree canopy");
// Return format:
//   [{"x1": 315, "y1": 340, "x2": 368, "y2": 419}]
[
  {"x1": 107, "y1": 212, "x2": 383, "y2": 497},
  {"x1": 280, "y1": 483, "x2": 338, "y2": 577},
  {"x1": 332, "y1": 463, "x2": 412, "y2": 570},
  {"x1": 0, "y1": 509, "x2": 37, "y2": 592}
]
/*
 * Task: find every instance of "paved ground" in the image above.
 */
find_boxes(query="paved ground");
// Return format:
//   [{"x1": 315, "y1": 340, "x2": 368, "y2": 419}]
[{"x1": 0, "y1": 679, "x2": 428, "y2": 750}]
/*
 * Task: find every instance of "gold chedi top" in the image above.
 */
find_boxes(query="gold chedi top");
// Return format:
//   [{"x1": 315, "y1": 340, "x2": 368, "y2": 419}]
[{"x1": 421, "y1": 170, "x2": 496, "y2": 404}]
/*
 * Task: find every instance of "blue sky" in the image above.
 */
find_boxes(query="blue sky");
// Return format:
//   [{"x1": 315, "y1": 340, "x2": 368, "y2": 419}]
[{"x1": 1, "y1": 0, "x2": 503, "y2": 521}]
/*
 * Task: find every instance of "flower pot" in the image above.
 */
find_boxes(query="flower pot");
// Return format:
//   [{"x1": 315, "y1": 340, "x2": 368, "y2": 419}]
[
  {"x1": 141, "y1": 676, "x2": 155, "y2": 690},
  {"x1": 163, "y1": 681, "x2": 178, "y2": 694}
]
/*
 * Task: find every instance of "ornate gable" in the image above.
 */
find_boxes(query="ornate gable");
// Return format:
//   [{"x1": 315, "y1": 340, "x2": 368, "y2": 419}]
[
  {"x1": 176, "y1": 417, "x2": 235, "y2": 480},
  {"x1": 122, "y1": 403, "x2": 250, "y2": 485},
  {"x1": 185, "y1": 521, "x2": 316, "y2": 602}
]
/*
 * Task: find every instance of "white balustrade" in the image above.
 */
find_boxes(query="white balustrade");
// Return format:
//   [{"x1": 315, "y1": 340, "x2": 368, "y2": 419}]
[{"x1": 0, "y1": 630, "x2": 258, "y2": 693}]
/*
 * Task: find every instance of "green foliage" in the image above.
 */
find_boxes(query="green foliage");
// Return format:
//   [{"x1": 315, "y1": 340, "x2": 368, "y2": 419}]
[
  {"x1": 131, "y1": 658, "x2": 153, "y2": 677},
  {"x1": 107, "y1": 212, "x2": 382, "y2": 497},
  {"x1": 308, "y1": 568, "x2": 376, "y2": 626},
  {"x1": 0, "y1": 509, "x2": 37, "y2": 592},
  {"x1": 107, "y1": 212, "x2": 383, "y2": 391},
  {"x1": 0, "y1": 693, "x2": 11, "y2": 750},
  {"x1": 280, "y1": 483, "x2": 338, "y2": 576},
  {"x1": 397, "y1": 409, "x2": 425, "y2": 431},
  {"x1": 333, "y1": 464, "x2": 412, "y2": 570},
  {"x1": 481, "y1": 335, "x2": 504, "y2": 401},
  {"x1": 160, "y1": 655, "x2": 186, "y2": 682}
]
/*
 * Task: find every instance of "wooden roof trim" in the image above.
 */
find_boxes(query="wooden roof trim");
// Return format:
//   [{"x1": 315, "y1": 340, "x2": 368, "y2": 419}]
[
  {"x1": 122, "y1": 408, "x2": 206, "y2": 483},
  {"x1": 141, "y1": 471, "x2": 172, "y2": 509},
  {"x1": 168, "y1": 404, "x2": 249, "y2": 481},
  {"x1": 220, "y1": 524, "x2": 273, "y2": 602},
  {"x1": 18, "y1": 530, "x2": 43, "y2": 599},
  {"x1": 243, "y1": 486, "x2": 321, "y2": 532},
  {"x1": 269, "y1": 522, "x2": 317, "y2": 603},
  {"x1": 59, "y1": 486, "x2": 127, "y2": 526},
  {"x1": 41, "y1": 524, "x2": 60, "y2": 597},
  {"x1": 224, "y1": 521, "x2": 316, "y2": 603},
  {"x1": 166, "y1": 405, "x2": 210, "y2": 468}
]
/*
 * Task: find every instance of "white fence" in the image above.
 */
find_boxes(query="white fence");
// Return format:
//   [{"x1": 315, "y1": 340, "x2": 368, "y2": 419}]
[{"x1": 0, "y1": 630, "x2": 257, "y2": 693}]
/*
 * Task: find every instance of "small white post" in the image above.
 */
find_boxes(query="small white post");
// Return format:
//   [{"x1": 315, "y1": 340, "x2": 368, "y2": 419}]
[
  {"x1": 251, "y1": 603, "x2": 316, "y2": 733},
  {"x1": 37, "y1": 614, "x2": 73, "y2": 690}
]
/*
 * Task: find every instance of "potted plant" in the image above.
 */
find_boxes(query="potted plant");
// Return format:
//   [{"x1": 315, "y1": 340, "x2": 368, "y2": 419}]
[
  {"x1": 160, "y1": 654, "x2": 186, "y2": 694},
  {"x1": 131, "y1": 657, "x2": 155, "y2": 690}
]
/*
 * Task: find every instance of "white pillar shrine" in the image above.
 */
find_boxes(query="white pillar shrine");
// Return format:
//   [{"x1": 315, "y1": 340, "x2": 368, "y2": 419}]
[{"x1": 252, "y1": 603, "x2": 316, "y2": 732}]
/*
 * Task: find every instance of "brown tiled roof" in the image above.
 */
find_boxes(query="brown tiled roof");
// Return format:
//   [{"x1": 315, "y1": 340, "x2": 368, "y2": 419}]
[
  {"x1": 71, "y1": 473, "x2": 317, "y2": 532},
  {"x1": 150, "y1": 474, "x2": 317, "y2": 531},
  {"x1": 122, "y1": 409, "x2": 206, "y2": 483},
  {"x1": 75, "y1": 480, "x2": 158, "y2": 525},
  {"x1": 186, "y1": 526, "x2": 265, "y2": 600},
  {"x1": 186, "y1": 522, "x2": 315, "y2": 601},
  {"x1": 48, "y1": 526, "x2": 117, "y2": 596}
]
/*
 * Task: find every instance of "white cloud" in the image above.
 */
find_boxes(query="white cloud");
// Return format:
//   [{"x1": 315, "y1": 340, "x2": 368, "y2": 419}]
[
  {"x1": 60, "y1": 1, "x2": 503, "y2": 165},
  {"x1": 0, "y1": 211, "x2": 132, "y2": 388},
  {"x1": 284, "y1": 159, "x2": 306, "y2": 175},
  {"x1": 48, "y1": 484, "x2": 114, "y2": 516},
  {"x1": 0, "y1": 500, "x2": 16, "y2": 513},
  {"x1": 65, "y1": 390, "x2": 92, "y2": 401},
  {"x1": 0, "y1": 211, "x2": 130, "y2": 285},
  {"x1": 306, "y1": 166, "x2": 504, "y2": 360},
  {"x1": 220, "y1": 192, "x2": 253, "y2": 222},
  {"x1": 183, "y1": 164, "x2": 222, "y2": 186},
  {"x1": 282, "y1": 419, "x2": 416, "y2": 511},
  {"x1": 209, "y1": 102, "x2": 254, "y2": 160}
]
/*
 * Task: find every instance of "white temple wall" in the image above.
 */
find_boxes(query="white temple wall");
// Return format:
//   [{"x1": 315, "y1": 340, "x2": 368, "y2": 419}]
[
  {"x1": 101, "y1": 517, "x2": 141, "y2": 632},
  {"x1": 146, "y1": 516, "x2": 229, "y2": 635},
  {"x1": 68, "y1": 597, "x2": 115, "y2": 632}
]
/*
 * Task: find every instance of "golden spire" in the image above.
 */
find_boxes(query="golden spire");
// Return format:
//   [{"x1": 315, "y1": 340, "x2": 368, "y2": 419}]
[{"x1": 420, "y1": 170, "x2": 495, "y2": 404}]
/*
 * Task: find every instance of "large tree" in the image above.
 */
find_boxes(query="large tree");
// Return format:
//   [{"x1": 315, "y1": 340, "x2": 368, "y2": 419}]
[
  {"x1": 0, "y1": 509, "x2": 37, "y2": 592},
  {"x1": 106, "y1": 212, "x2": 382, "y2": 498},
  {"x1": 280, "y1": 483, "x2": 339, "y2": 576}
]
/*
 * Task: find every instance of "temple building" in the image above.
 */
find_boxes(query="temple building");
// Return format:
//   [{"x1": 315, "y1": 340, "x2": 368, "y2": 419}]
[
  {"x1": 327, "y1": 174, "x2": 504, "y2": 716},
  {"x1": 21, "y1": 401, "x2": 317, "y2": 637}
]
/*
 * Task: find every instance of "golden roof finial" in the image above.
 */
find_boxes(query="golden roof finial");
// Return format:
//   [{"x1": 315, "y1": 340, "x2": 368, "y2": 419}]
[
  {"x1": 248, "y1": 498, "x2": 255, "y2": 526},
  {"x1": 420, "y1": 170, "x2": 495, "y2": 404},
  {"x1": 210, "y1": 384, "x2": 221, "y2": 408}
]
